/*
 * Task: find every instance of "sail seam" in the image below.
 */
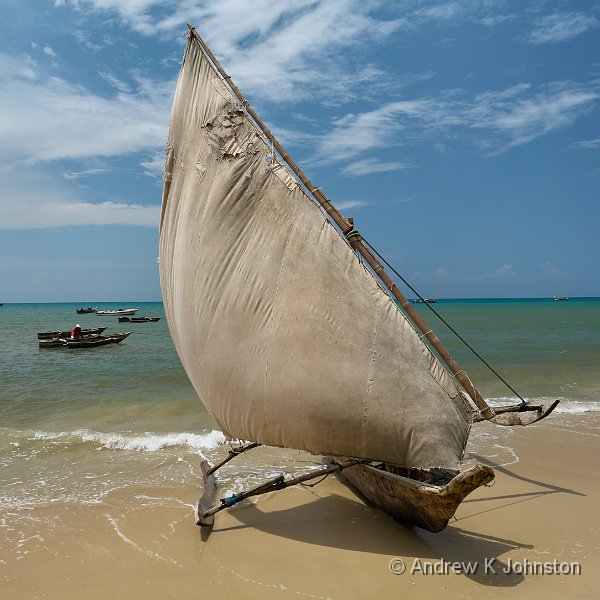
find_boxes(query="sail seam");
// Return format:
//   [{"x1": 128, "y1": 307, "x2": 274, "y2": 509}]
[
  {"x1": 361, "y1": 296, "x2": 383, "y2": 458},
  {"x1": 263, "y1": 196, "x2": 300, "y2": 435}
]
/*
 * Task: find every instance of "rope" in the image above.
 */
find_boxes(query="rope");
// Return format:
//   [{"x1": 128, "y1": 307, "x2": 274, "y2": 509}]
[
  {"x1": 300, "y1": 473, "x2": 330, "y2": 488},
  {"x1": 361, "y1": 238, "x2": 528, "y2": 408}
]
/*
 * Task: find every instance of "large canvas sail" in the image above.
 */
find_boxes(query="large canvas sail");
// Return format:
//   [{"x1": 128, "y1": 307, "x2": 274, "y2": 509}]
[{"x1": 160, "y1": 37, "x2": 476, "y2": 470}]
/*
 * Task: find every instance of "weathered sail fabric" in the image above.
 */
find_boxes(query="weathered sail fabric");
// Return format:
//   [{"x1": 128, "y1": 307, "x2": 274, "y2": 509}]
[{"x1": 160, "y1": 39, "x2": 475, "y2": 469}]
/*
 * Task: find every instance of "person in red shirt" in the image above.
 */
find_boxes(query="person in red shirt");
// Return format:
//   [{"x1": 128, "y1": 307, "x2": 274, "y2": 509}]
[{"x1": 71, "y1": 323, "x2": 82, "y2": 340}]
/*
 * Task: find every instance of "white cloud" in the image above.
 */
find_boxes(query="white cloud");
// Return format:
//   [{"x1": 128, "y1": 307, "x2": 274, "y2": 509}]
[
  {"x1": 63, "y1": 168, "x2": 111, "y2": 179},
  {"x1": 570, "y1": 138, "x2": 600, "y2": 150},
  {"x1": 98, "y1": 70, "x2": 131, "y2": 93},
  {"x1": 342, "y1": 158, "x2": 415, "y2": 176},
  {"x1": 0, "y1": 164, "x2": 158, "y2": 229},
  {"x1": 43, "y1": 46, "x2": 58, "y2": 58},
  {"x1": 526, "y1": 12, "x2": 598, "y2": 45},
  {"x1": 335, "y1": 200, "x2": 368, "y2": 210},
  {"x1": 140, "y1": 152, "x2": 164, "y2": 178},
  {"x1": 316, "y1": 100, "x2": 433, "y2": 164},
  {"x1": 0, "y1": 53, "x2": 173, "y2": 164},
  {"x1": 59, "y1": 1, "x2": 405, "y2": 104},
  {"x1": 469, "y1": 82, "x2": 600, "y2": 155},
  {"x1": 0, "y1": 199, "x2": 159, "y2": 229},
  {"x1": 314, "y1": 79, "x2": 600, "y2": 165}
]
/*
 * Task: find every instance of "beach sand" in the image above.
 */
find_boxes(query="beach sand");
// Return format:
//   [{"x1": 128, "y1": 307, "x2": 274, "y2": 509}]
[{"x1": 3, "y1": 420, "x2": 599, "y2": 600}]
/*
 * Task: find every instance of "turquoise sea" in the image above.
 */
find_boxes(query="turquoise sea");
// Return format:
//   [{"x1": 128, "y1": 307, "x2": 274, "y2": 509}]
[{"x1": 1, "y1": 298, "x2": 599, "y2": 563}]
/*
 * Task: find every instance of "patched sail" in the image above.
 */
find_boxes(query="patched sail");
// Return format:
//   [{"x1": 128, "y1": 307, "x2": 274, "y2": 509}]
[{"x1": 159, "y1": 37, "x2": 476, "y2": 470}]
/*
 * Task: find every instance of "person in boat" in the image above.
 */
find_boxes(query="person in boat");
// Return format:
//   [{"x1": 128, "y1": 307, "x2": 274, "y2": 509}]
[{"x1": 71, "y1": 323, "x2": 82, "y2": 340}]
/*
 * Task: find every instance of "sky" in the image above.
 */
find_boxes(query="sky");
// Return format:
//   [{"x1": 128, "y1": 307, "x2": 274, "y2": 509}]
[{"x1": 0, "y1": 0, "x2": 598, "y2": 302}]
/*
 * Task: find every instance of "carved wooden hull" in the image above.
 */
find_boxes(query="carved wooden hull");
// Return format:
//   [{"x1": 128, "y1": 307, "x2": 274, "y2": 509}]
[
  {"x1": 39, "y1": 332, "x2": 132, "y2": 349},
  {"x1": 333, "y1": 458, "x2": 494, "y2": 532},
  {"x1": 37, "y1": 327, "x2": 107, "y2": 339}
]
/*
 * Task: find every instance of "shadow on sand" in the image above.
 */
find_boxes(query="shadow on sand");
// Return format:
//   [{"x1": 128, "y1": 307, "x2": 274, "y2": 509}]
[{"x1": 199, "y1": 457, "x2": 585, "y2": 587}]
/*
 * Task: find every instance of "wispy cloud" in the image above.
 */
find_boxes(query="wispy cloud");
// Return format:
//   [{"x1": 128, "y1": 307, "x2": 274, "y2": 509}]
[
  {"x1": 0, "y1": 199, "x2": 159, "y2": 229},
  {"x1": 315, "y1": 100, "x2": 433, "y2": 164},
  {"x1": 63, "y1": 168, "x2": 110, "y2": 180},
  {"x1": 0, "y1": 161, "x2": 159, "y2": 229},
  {"x1": 569, "y1": 138, "x2": 600, "y2": 151},
  {"x1": 43, "y1": 46, "x2": 58, "y2": 58},
  {"x1": 335, "y1": 199, "x2": 369, "y2": 210},
  {"x1": 526, "y1": 12, "x2": 598, "y2": 45},
  {"x1": 60, "y1": 1, "x2": 407, "y2": 104},
  {"x1": 98, "y1": 70, "x2": 131, "y2": 93},
  {"x1": 139, "y1": 152, "x2": 164, "y2": 178},
  {"x1": 468, "y1": 81, "x2": 600, "y2": 154},
  {"x1": 0, "y1": 53, "x2": 173, "y2": 164},
  {"x1": 342, "y1": 158, "x2": 415, "y2": 176},
  {"x1": 314, "y1": 79, "x2": 599, "y2": 165}
]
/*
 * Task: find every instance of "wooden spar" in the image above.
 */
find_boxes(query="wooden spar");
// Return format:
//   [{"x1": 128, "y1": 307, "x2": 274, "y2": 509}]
[
  {"x1": 199, "y1": 459, "x2": 362, "y2": 523},
  {"x1": 185, "y1": 25, "x2": 558, "y2": 425},
  {"x1": 206, "y1": 442, "x2": 260, "y2": 477}
]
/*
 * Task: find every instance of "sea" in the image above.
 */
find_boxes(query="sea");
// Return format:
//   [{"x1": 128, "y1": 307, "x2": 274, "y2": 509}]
[{"x1": 1, "y1": 298, "x2": 599, "y2": 563}]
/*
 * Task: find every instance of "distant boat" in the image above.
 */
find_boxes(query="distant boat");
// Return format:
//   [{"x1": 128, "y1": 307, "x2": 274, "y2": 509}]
[
  {"x1": 76, "y1": 307, "x2": 97, "y2": 314},
  {"x1": 95, "y1": 308, "x2": 138, "y2": 316},
  {"x1": 66, "y1": 332, "x2": 132, "y2": 348},
  {"x1": 0, "y1": 303, "x2": 4, "y2": 307},
  {"x1": 553, "y1": 296, "x2": 569, "y2": 301},
  {"x1": 413, "y1": 298, "x2": 437, "y2": 304},
  {"x1": 39, "y1": 332, "x2": 132, "y2": 349},
  {"x1": 37, "y1": 326, "x2": 107, "y2": 340},
  {"x1": 118, "y1": 316, "x2": 161, "y2": 323}
]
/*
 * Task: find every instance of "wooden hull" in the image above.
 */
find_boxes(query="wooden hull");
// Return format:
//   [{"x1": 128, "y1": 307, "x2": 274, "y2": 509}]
[
  {"x1": 38, "y1": 327, "x2": 107, "y2": 340},
  {"x1": 76, "y1": 308, "x2": 97, "y2": 314},
  {"x1": 118, "y1": 316, "x2": 161, "y2": 322},
  {"x1": 332, "y1": 458, "x2": 494, "y2": 532},
  {"x1": 66, "y1": 332, "x2": 132, "y2": 348},
  {"x1": 39, "y1": 332, "x2": 132, "y2": 348},
  {"x1": 95, "y1": 309, "x2": 138, "y2": 316},
  {"x1": 39, "y1": 335, "x2": 99, "y2": 348}
]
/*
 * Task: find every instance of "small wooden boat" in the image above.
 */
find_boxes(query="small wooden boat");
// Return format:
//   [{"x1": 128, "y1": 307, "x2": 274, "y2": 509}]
[
  {"x1": 413, "y1": 298, "x2": 437, "y2": 303},
  {"x1": 95, "y1": 308, "x2": 138, "y2": 316},
  {"x1": 37, "y1": 327, "x2": 107, "y2": 340},
  {"x1": 39, "y1": 334, "x2": 100, "y2": 348},
  {"x1": 118, "y1": 316, "x2": 161, "y2": 323},
  {"x1": 553, "y1": 296, "x2": 569, "y2": 301},
  {"x1": 66, "y1": 332, "x2": 132, "y2": 348},
  {"x1": 39, "y1": 332, "x2": 132, "y2": 349},
  {"x1": 76, "y1": 307, "x2": 97, "y2": 314}
]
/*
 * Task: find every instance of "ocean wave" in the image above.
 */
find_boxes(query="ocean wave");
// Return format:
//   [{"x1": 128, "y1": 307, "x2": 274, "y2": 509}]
[{"x1": 31, "y1": 428, "x2": 227, "y2": 452}]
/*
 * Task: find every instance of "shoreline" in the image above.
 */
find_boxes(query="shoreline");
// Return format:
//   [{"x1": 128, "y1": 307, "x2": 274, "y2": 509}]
[{"x1": 3, "y1": 419, "x2": 599, "y2": 599}]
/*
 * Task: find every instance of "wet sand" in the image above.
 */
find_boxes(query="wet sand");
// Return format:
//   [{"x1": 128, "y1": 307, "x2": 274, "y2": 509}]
[{"x1": 3, "y1": 420, "x2": 599, "y2": 600}]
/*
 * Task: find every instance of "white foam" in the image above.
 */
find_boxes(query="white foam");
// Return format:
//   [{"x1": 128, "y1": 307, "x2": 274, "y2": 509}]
[{"x1": 32, "y1": 428, "x2": 226, "y2": 452}]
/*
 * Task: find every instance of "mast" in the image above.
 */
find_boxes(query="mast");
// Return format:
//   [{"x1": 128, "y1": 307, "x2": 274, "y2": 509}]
[{"x1": 184, "y1": 24, "x2": 558, "y2": 425}]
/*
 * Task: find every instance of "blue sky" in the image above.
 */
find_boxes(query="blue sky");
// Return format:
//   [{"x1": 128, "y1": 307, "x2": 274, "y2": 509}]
[{"x1": 1, "y1": 0, "x2": 598, "y2": 302}]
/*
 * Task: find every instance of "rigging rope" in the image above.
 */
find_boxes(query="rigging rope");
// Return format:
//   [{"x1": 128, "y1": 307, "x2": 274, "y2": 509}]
[{"x1": 360, "y1": 238, "x2": 528, "y2": 408}]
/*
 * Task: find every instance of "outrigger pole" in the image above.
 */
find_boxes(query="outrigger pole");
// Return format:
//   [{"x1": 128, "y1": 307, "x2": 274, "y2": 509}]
[
  {"x1": 186, "y1": 24, "x2": 557, "y2": 427},
  {"x1": 196, "y1": 457, "x2": 363, "y2": 527}
]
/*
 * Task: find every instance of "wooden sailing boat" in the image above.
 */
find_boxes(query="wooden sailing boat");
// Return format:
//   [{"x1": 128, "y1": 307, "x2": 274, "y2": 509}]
[{"x1": 159, "y1": 25, "x2": 559, "y2": 533}]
